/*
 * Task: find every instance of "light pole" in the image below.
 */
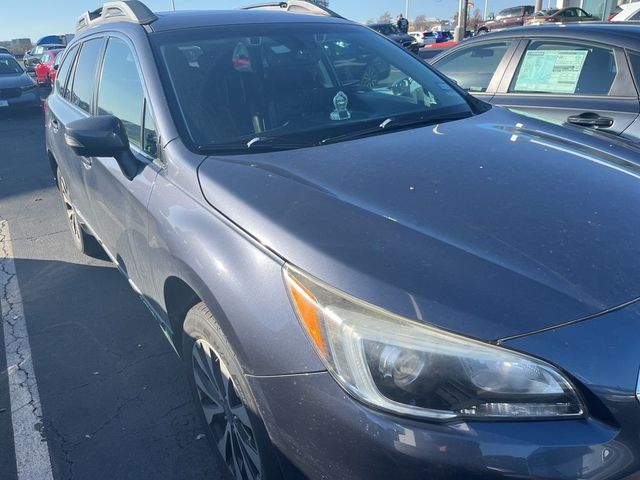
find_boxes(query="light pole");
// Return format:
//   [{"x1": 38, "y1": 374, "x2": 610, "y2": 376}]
[
  {"x1": 454, "y1": 0, "x2": 468, "y2": 41},
  {"x1": 405, "y1": 0, "x2": 409, "y2": 19},
  {"x1": 483, "y1": 0, "x2": 489, "y2": 19},
  {"x1": 171, "y1": 0, "x2": 176, "y2": 11}
]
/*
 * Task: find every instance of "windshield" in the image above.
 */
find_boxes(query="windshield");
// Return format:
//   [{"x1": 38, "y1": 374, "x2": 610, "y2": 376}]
[
  {"x1": 0, "y1": 56, "x2": 23, "y2": 75},
  {"x1": 151, "y1": 23, "x2": 472, "y2": 152}
]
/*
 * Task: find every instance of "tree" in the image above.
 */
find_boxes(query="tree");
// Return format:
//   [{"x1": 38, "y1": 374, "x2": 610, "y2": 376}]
[
  {"x1": 467, "y1": 9, "x2": 483, "y2": 29},
  {"x1": 413, "y1": 14, "x2": 429, "y2": 31},
  {"x1": 378, "y1": 11, "x2": 392, "y2": 23}
]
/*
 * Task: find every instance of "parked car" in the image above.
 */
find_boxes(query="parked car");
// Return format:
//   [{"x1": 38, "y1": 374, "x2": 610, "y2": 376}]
[
  {"x1": 34, "y1": 48, "x2": 64, "y2": 86},
  {"x1": 476, "y1": 5, "x2": 535, "y2": 34},
  {"x1": 368, "y1": 23, "x2": 421, "y2": 52},
  {"x1": 0, "y1": 53, "x2": 40, "y2": 110},
  {"x1": 0, "y1": 47, "x2": 11, "y2": 55},
  {"x1": 47, "y1": 2, "x2": 640, "y2": 479},
  {"x1": 431, "y1": 23, "x2": 640, "y2": 142},
  {"x1": 525, "y1": 7, "x2": 598, "y2": 24},
  {"x1": 610, "y1": 1, "x2": 640, "y2": 21},
  {"x1": 409, "y1": 30, "x2": 435, "y2": 45},
  {"x1": 23, "y1": 44, "x2": 65, "y2": 71}
]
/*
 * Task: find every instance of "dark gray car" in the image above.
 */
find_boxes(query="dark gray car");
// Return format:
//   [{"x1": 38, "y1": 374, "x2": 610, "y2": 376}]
[
  {"x1": 46, "y1": 2, "x2": 640, "y2": 479},
  {"x1": 0, "y1": 54, "x2": 40, "y2": 110},
  {"x1": 431, "y1": 23, "x2": 640, "y2": 142}
]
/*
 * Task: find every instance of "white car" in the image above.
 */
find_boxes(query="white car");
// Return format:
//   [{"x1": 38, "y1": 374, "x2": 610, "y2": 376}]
[
  {"x1": 409, "y1": 30, "x2": 435, "y2": 45},
  {"x1": 610, "y1": 1, "x2": 640, "y2": 21}
]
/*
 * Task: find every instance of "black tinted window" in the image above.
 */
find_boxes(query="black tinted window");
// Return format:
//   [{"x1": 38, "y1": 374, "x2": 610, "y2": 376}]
[
  {"x1": 434, "y1": 42, "x2": 510, "y2": 92},
  {"x1": 97, "y1": 38, "x2": 143, "y2": 148},
  {"x1": 510, "y1": 41, "x2": 617, "y2": 95},
  {"x1": 55, "y1": 45, "x2": 78, "y2": 98},
  {"x1": 70, "y1": 38, "x2": 103, "y2": 113},
  {"x1": 153, "y1": 24, "x2": 470, "y2": 150},
  {"x1": 0, "y1": 57, "x2": 23, "y2": 75}
]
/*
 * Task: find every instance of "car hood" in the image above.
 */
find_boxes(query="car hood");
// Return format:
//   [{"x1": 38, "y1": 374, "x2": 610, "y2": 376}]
[
  {"x1": 389, "y1": 33, "x2": 416, "y2": 43},
  {"x1": 198, "y1": 107, "x2": 640, "y2": 340},
  {"x1": 0, "y1": 73, "x2": 34, "y2": 88}
]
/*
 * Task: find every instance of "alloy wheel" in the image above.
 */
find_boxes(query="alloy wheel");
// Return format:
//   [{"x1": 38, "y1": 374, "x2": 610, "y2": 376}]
[{"x1": 192, "y1": 339, "x2": 262, "y2": 480}]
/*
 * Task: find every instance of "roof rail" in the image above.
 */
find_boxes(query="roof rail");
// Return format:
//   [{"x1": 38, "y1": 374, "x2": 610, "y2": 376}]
[
  {"x1": 76, "y1": 1, "x2": 157, "y2": 33},
  {"x1": 241, "y1": 1, "x2": 343, "y2": 18}
]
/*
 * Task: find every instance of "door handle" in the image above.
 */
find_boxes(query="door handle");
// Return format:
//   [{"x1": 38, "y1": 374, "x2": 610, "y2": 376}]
[
  {"x1": 567, "y1": 112, "x2": 614, "y2": 128},
  {"x1": 50, "y1": 117, "x2": 59, "y2": 133}
]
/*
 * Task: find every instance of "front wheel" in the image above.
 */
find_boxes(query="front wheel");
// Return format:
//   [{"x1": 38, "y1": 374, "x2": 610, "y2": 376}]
[{"x1": 183, "y1": 303, "x2": 282, "y2": 480}]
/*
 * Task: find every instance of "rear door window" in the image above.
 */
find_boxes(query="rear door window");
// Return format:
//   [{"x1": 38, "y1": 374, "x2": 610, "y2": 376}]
[
  {"x1": 509, "y1": 41, "x2": 617, "y2": 95},
  {"x1": 55, "y1": 44, "x2": 79, "y2": 99},
  {"x1": 69, "y1": 38, "x2": 104, "y2": 113},
  {"x1": 434, "y1": 42, "x2": 511, "y2": 92},
  {"x1": 97, "y1": 37, "x2": 144, "y2": 148}
]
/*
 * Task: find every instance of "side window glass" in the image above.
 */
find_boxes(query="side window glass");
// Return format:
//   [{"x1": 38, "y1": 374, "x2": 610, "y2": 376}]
[
  {"x1": 627, "y1": 52, "x2": 640, "y2": 91},
  {"x1": 97, "y1": 37, "x2": 144, "y2": 148},
  {"x1": 510, "y1": 41, "x2": 617, "y2": 95},
  {"x1": 630, "y1": 10, "x2": 640, "y2": 20},
  {"x1": 434, "y1": 42, "x2": 510, "y2": 92},
  {"x1": 70, "y1": 38, "x2": 103, "y2": 113},
  {"x1": 41, "y1": 54, "x2": 49, "y2": 64},
  {"x1": 143, "y1": 103, "x2": 158, "y2": 157},
  {"x1": 55, "y1": 44, "x2": 79, "y2": 98}
]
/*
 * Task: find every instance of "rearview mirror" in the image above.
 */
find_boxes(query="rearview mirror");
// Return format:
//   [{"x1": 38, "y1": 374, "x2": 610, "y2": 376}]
[
  {"x1": 65, "y1": 115, "x2": 140, "y2": 180},
  {"x1": 471, "y1": 49, "x2": 495, "y2": 58}
]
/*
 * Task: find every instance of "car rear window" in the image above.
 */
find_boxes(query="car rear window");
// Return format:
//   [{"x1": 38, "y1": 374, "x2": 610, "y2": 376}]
[
  {"x1": 151, "y1": 23, "x2": 471, "y2": 152},
  {"x1": 509, "y1": 41, "x2": 617, "y2": 95}
]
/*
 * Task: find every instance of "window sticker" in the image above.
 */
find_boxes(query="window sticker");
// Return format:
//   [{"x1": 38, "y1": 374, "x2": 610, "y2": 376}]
[
  {"x1": 514, "y1": 49, "x2": 588, "y2": 94},
  {"x1": 330, "y1": 91, "x2": 351, "y2": 121}
]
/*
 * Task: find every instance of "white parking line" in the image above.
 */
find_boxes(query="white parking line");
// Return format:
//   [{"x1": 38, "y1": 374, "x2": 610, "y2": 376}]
[{"x1": 0, "y1": 219, "x2": 54, "y2": 480}]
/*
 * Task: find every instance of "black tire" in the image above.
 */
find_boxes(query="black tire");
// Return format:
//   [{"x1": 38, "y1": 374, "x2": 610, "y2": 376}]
[
  {"x1": 56, "y1": 168, "x2": 101, "y2": 256},
  {"x1": 183, "y1": 303, "x2": 283, "y2": 480}
]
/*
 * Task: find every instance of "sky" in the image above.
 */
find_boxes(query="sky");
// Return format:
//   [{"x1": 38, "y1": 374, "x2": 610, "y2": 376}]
[{"x1": 2, "y1": 0, "x2": 518, "y2": 41}]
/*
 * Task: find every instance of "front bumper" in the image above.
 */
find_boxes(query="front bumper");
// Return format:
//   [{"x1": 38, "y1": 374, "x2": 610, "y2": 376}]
[
  {"x1": 248, "y1": 302, "x2": 640, "y2": 479},
  {"x1": 0, "y1": 90, "x2": 40, "y2": 110}
]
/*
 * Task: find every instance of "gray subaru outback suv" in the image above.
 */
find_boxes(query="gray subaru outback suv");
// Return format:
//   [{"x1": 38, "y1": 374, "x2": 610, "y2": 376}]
[{"x1": 46, "y1": 1, "x2": 640, "y2": 479}]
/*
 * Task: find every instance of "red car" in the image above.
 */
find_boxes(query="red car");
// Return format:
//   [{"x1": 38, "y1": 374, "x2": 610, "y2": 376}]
[{"x1": 34, "y1": 48, "x2": 64, "y2": 86}]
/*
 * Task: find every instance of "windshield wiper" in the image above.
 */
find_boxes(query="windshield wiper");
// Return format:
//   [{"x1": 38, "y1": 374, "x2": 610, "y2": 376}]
[
  {"x1": 320, "y1": 112, "x2": 472, "y2": 146},
  {"x1": 197, "y1": 136, "x2": 312, "y2": 154}
]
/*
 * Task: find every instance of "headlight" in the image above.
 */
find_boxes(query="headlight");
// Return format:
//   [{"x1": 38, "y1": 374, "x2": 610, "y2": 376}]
[{"x1": 284, "y1": 265, "x2": 584, "y2": 420}]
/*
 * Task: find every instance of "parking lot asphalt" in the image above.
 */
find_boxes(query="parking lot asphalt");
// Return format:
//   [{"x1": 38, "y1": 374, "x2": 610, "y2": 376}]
[{"x1": 0, "y1": 97, "x2": 221, "y2": 478}]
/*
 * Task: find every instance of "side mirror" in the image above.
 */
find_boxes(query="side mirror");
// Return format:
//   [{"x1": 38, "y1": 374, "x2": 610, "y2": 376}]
[{"x1": 65, "y1": 115, "x2": 140, "y2": 180}]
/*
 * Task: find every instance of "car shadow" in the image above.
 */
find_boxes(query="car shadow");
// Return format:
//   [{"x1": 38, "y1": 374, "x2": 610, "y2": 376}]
[{"x1": 0, "y1": 257, "x2": 221, "y2": 480}]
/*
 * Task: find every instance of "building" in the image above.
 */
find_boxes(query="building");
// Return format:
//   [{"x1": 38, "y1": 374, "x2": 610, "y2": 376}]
[{"x1": 554, "y1": 0, "x2": 626, "y2": 19}]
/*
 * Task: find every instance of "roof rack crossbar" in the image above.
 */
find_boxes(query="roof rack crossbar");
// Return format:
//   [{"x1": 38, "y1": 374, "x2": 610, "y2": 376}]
[
  {"x1": 240, "y1": 1, "x2": 343, "y2": 18},
  {"x1": 76, "y1": 0, "x2": 157, "y2": 33}
]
